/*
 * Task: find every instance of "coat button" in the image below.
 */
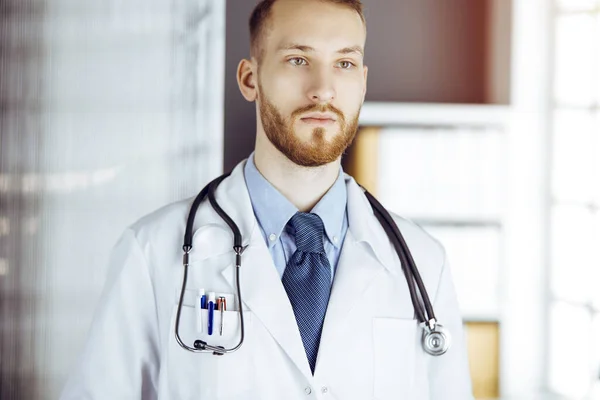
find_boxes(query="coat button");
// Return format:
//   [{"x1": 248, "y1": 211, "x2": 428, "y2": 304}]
[{"x1": 304, "y1": 386, "x2": 312, "y2": 395}]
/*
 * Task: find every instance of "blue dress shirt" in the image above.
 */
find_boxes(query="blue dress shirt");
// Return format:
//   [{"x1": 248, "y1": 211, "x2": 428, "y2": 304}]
[{"x1": 243, "y1": 153, "x2": 349, "y2": 283}]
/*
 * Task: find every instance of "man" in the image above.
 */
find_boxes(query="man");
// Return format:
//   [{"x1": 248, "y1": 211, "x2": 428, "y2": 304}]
[{"x1": 61, "y1": 0, "x2": 474, "y2": 398}]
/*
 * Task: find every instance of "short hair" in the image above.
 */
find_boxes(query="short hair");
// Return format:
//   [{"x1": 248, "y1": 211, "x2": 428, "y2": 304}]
[{"x1": 249, "y1": 0, "x2": 365, "y2": 62}]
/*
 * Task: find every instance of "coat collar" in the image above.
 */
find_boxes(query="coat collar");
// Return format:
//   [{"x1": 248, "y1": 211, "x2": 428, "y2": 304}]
[
  {"x1": 343, "y1": 173, "x2": 398, "y2": 275},
  {"x1": 190, "y1": 160, "x2": 398, "y2": 274}
]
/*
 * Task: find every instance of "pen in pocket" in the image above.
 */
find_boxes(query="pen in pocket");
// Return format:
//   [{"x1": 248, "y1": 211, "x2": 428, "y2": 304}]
[
  {"x1": 195, "y1": 289, "x2": 204, "y2": 333},
  {"x1": 217, "y1": 296, "x2": 226, "y2": 336},
  {"x1": 207, "y1": 292, "x2": 216, "y2": 336},
  {"x1": 200, "y1": 290, "x2": 207, "y2": 309}
]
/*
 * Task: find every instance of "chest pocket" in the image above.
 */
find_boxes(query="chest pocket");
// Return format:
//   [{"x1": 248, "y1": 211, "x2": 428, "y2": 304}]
[
  {"x1": 373, "y1": 317, "x2": 418, "y2": 400},
  {"x1": 167, "y1": 301, "x2": 254, "y2": 399}
]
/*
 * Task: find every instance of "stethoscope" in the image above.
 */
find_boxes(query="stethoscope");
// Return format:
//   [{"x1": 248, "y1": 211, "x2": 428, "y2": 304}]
[{"x1": 175, "y1": 172, "x2": 451, "y2": 357}]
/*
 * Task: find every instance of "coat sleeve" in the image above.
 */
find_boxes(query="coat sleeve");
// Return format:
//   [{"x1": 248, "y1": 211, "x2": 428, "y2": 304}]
[
  {"x1": 60, "y1": 229, "x2": 160, "y2": 400},
  {"x1": 427, "y1": 248, "x2": 475, "y2": 399}
]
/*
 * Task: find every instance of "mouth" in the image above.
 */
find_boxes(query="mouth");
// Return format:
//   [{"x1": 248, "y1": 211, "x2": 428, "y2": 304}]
[
  {"x1": 299, "y1": 112, "x2": 338, "y2": 126},
  {"x1": 299, "y1": 117, "x2": 337, "y2": 126}
]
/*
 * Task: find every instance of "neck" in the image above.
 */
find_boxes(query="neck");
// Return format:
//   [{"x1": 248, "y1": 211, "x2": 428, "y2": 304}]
[{"x1": 253, "y1": 136, "x2": 341, "y2": 212}]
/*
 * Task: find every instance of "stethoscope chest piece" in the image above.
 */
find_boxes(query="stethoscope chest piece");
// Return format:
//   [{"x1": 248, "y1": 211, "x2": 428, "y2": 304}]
[{"x1": 422, "y1": 322, "x2": 451, "y2": 356}]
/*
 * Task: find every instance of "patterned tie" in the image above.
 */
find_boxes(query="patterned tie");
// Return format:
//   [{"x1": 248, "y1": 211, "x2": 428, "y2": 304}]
[{"x1": 282, "y1": 212, "x2": 332, "y2": 374}]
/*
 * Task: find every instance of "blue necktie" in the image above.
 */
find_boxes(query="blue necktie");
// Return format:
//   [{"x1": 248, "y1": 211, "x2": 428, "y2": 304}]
[{"x1": 282, "y1": 212, "x2": 332, "y2": 374}]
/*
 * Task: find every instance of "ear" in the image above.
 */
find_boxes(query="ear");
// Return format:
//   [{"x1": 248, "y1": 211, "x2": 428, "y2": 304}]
[{"x1": 237, "y1": 58, "x2": 258, "y2": 102}]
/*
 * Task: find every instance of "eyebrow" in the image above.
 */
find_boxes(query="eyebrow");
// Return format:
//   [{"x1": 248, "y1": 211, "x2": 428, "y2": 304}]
[{"x1": 278, "y1": 43, "x2": 364, "y2": 57}]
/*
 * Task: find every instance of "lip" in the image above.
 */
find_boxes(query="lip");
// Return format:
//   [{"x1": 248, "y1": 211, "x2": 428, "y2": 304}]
[
  {"x1": 299, "y1": 118, "x2": 337, "y2": 126},
  {"x1": 300, "y1": 112, "x2": 337, "y2": 122}
]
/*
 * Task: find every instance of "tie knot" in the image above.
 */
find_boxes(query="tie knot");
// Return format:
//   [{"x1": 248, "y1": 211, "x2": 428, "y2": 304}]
[{"x1": 288, "y1": 212, "x2": 326, "y2": 254}]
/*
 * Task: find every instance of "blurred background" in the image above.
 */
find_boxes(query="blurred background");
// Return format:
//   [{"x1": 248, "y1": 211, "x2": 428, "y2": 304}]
[{"x1": 0, "y1": 0, "x2": 598, "y2": 398}]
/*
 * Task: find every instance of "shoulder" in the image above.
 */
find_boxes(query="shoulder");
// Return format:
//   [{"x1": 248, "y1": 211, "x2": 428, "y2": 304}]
[
  {"x1": 343, "y1": 173, "x2": 447, "y2": 280},
  {"x1": 390, "y1": 212, "x2": 446, "y2": 262},
  {"x1": 132, "y1": 197, "x2": 194, "y2": 232},
  {"x1": 124, "y1": 197, "x2": 196, "y2": 251},
  {"x1": 388, "y1": 211, "x2": 448, "y2": 297}
]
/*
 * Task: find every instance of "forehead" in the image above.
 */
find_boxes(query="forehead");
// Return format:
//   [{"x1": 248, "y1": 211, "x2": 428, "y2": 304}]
[{"x1": 264, "y1": 0, "x2": 366, "y2": 55}]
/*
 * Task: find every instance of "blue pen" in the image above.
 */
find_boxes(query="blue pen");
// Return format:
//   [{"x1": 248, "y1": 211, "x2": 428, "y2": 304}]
[
  {"x1": 200, "y1": 289, "x2": 207, "y2": 309},
  {"x1": 207, "y1": 292, "x2": 216, "y2": 336},
  {"x1": 195, "y1": 289, "x2": 205, "y2": 333}
]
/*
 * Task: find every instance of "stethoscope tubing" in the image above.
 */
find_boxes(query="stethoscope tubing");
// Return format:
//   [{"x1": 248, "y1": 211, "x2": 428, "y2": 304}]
[
  {"x1": 176, "y1": 173, "x2": 444, "y2": 356},
  {"x1": 363, "y1": 189, "x2": 436, "y2": 326},
  {"x1": 175, "y1": 173, "x2": 245, "y2": 355}
]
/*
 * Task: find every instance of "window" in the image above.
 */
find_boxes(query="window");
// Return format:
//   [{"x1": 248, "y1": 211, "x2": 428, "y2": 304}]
[
  {"x1": 356, "y1": 104, "x2": 509, "y2": 319},
  {"x1": 548, "y1": 0, "x2": 600, "y2": 397}
]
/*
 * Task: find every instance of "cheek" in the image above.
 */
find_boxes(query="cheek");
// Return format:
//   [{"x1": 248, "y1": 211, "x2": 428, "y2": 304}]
[
  {"x1": 264, "y1": 79, "x2": 307, "y2": 117},
  {"x1": 337, "y1": 76, "x2": 364, "y2": 99},
  {"x1": 272, "y1": 75, "x2": 307, "y2": 103},
  {"x1": 337, "y1": 82, "x2": 364, "y2": 115}
]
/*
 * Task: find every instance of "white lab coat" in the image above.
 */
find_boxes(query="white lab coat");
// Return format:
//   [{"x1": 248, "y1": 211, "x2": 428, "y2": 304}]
[{"x1": 61, "y1": 159, "x2": 474, "y2": 400}]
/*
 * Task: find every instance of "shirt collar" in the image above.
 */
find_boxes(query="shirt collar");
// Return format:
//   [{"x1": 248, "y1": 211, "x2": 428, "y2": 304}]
[{"x1": 244, "y1": 152, "x2": 347, "y2": 249}]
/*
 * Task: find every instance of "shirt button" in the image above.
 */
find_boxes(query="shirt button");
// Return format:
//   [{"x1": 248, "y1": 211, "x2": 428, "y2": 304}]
[
  {"x1": 304, "y1": 386, "x2": 312, "y2": 395},
  {"x1": 332, "y1": 236, "x2": 338, "y2": 244},
  {"x1": 269, "y1": 233, "x2": 277, "y2": 241},
  {"x1": 321, "y1": 386, "x2": 329, "y2": 394}
]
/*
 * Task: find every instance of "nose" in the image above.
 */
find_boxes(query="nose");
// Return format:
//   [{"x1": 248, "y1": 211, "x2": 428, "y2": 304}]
[{"x1": 306, "y1": 68, "x2": 336, "y2": 104}]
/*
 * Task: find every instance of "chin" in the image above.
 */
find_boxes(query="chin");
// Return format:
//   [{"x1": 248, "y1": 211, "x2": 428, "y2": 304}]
[{"x1": 307, "y1": 126, "x2": 339, "y2": 136}]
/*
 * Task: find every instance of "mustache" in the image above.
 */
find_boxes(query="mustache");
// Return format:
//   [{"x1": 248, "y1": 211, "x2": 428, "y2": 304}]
[{"x1": 291, "y1": 103, "x2": 345, "y2": 123}]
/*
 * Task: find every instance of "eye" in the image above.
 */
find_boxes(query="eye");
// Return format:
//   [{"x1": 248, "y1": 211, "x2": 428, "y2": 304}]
[
  {"x1": 288, "y1": 57, "x2": 307, "y2": 66},
  {"x1": 338, "y1": 61, "x2": 356, "y2": 69}
]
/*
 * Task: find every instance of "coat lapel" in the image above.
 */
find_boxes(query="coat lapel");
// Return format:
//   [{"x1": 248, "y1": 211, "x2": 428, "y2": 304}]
[
  {"x1": 220, "y1": 239, "x2": 312, "y2": 380},
  {"x1": 315, "y1": 175, "x2": 412, "y2": 370},
  {"x1": 316, "y1": 229, "x2": 386, "y2": 352}
]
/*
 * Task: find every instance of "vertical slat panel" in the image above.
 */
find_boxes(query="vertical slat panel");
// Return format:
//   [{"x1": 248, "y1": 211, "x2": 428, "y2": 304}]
[
  {"x1": 1, "y1": 0, "x2": 46, "y2": 398},
  {"x1": 0, "y1": 1, "x2": 225, "y2": 398}
]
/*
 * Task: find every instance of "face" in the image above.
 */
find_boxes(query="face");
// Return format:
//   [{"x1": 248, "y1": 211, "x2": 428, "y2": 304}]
[{"x1": 246, "y1": 0, "x2": 368, "y2": 167}]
